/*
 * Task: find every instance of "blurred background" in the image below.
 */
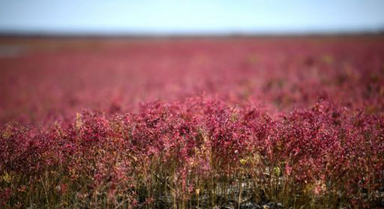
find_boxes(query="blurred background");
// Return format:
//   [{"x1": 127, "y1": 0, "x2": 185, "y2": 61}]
[
  {"x1": 1, "y1": 0, "x2": 384, "y2": 126},
  {"x1": 1, "y1": 0, "x2": 384, "y2": 36}
]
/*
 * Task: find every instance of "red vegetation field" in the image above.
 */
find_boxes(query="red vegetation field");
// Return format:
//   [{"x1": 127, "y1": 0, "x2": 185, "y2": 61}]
[{"x1": 0, "y1": 37, "x2": 384, "y2": 208}]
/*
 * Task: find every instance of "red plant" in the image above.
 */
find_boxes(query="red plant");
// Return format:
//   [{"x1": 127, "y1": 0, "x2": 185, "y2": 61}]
[{"x1": 0, "y1": 37, "x2": 383, "y2": 208}]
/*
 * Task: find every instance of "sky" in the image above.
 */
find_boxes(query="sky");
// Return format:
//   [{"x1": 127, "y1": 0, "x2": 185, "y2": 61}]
[{"x1": 0, "y1": 0, "x2": 384, "y2": 35}]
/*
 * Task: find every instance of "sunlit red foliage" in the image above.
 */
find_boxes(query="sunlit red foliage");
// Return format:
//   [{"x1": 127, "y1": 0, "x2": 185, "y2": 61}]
[{"x1": 0, "y1": 37, "x2": 384, "y2": 208}]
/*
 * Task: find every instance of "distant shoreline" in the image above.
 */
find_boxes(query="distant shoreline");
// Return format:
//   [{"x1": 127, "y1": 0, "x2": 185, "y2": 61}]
[
  {"x1": 0, "y1": 30, "x2": 384, "y2": 39},
  {"x1": 1, "y1": 33, "x2": 384, "y2": 41}
]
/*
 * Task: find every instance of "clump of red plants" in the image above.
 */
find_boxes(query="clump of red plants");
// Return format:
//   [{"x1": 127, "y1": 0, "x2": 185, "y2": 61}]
[{"x1": 1, "y1": 96, "x2": 383, "y2": 209}]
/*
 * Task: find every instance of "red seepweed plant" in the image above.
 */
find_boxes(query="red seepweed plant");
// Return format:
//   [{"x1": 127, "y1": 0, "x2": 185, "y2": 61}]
[{"x1": 1, "y1": 96, "x2": 383, "y2": 208}]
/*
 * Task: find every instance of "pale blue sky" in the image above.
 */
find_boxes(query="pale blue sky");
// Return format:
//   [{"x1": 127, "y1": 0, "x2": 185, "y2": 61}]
[{"x1": 0, "y1": 0, "x2": 384, "y2": 35}]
